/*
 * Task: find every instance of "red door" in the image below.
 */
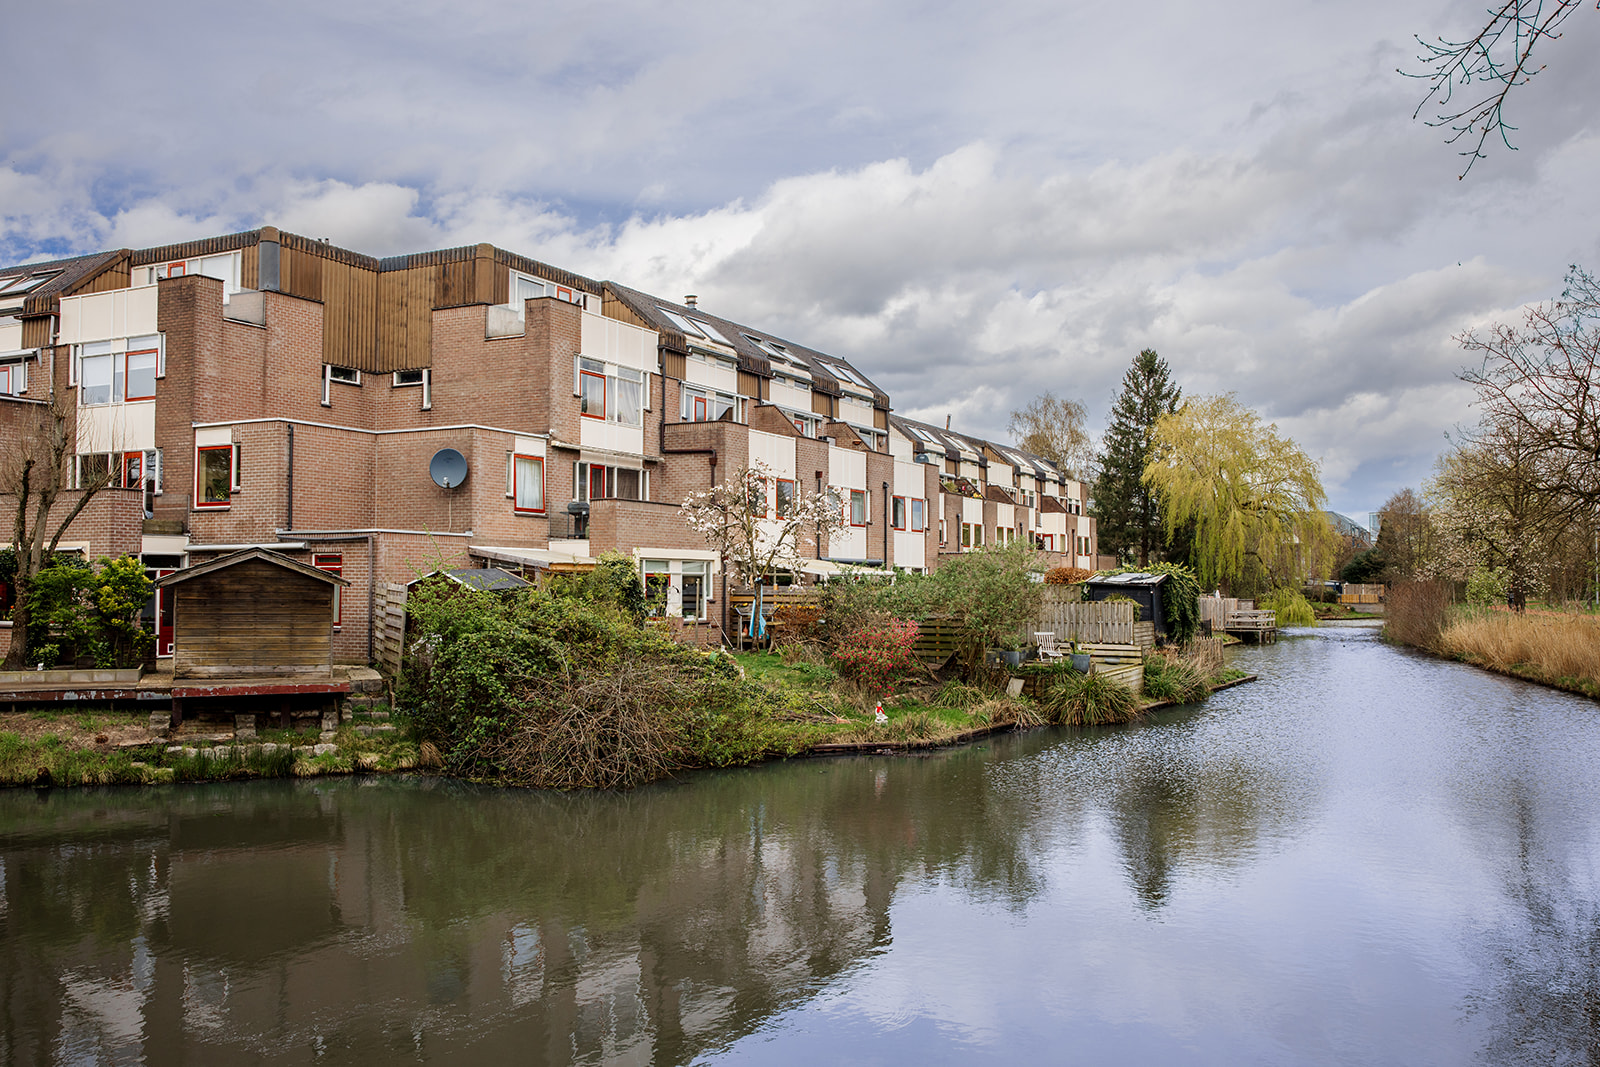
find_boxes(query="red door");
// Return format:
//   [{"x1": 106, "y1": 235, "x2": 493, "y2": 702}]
[{"x1": 146, "y1": 569, "x2": 175, "y2": 657}]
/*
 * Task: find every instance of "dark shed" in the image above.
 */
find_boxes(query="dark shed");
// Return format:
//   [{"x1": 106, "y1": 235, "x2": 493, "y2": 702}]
[
  {"x1": 154, "y1": 549, "x2": 350, "y2": 679},
  {"x1": 1085, "y1": 572, "x2": 1172, "y2": 640}
]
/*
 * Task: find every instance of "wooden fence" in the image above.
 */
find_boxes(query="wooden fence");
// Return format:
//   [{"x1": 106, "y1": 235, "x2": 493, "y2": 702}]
[
  {"x1": 376, "y1": 583, "x2": 408, "y2": 675},
  {"x1": 1031, "y1": 591, "x2": 1136, "y2": 646},
  {"x1": 1198, "y1": 596, "x2": 1257, "y2": 630},
  {"x1": 1340, "y1": 583, "x2": 1385, "y2": 604}
]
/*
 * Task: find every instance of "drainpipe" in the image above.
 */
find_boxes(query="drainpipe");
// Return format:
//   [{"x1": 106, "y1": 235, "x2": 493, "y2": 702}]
[
  {"x1": 285, "y1": 423, "x2": 294, "y2": 530},
  {"x1": 882, "y1": 480, "x2": 890, "y2": 571}
]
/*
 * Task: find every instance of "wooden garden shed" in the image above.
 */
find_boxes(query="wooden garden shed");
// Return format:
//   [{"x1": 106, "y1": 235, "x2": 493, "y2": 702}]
[
  {"x1": 1085, "y1": 572, "x2": 1172, "y2": 641},
  {"x1": 154, "y1": 548, "x2": 350, "y2": 680}
]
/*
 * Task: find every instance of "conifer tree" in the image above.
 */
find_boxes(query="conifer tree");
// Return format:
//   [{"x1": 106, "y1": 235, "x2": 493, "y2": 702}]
[{"x1": 1093, "y1": 350, "x2": 1181, "y2": 566}]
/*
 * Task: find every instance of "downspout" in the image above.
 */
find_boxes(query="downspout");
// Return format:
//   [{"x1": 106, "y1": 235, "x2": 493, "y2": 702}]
[
  {"x1": 285, "y1": 423, "x2": 294, "y2": 530},
  {"x1": 882, "y1": 481, "x2": 890, "y2": 572},
  {"x1": 366, "y1": 533, "x2": 376, "y2": 665}
]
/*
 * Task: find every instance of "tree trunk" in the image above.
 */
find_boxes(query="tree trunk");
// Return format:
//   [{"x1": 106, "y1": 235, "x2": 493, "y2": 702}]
[{"x1": 2, "y1": 574, "x2": 31, "y2": 670}]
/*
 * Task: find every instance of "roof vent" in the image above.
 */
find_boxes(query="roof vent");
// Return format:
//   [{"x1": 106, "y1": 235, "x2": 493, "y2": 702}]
[{"x1": 684, "y1": 294, "x2": 697, "y2": 308}]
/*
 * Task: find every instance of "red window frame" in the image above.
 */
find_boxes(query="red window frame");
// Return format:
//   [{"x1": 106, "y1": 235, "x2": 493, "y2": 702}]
[
  {"x1": 1044, "y1": 534, "x2": 1054, "y2": 551},
  {"x1": 775, "y1": 478, "x2": 795, "y2": 519},
  {"x1": 891, "y1": 495, "x2": 906, "y2": 530},
  {"x1": 167, "y1": 261, "x2": 187, "y2": 277},
  {"x1": 314, "y1": 553, "x2": 343, "y2": 628},
  {"x1": 512, "y1": 454, "x2": 545, "y2": 513},
  {"x1": 195, "y1": 445, "x2": 232, "y2": 508},
  {"x1": 0, "y1": 365, "x2": 12, "y2": 395},
  {"x1": 580, "y1": 369, "x2": 606, "y2": 419},
  {"x1": 124, "y1": 348, "x2": 159, "y2": 401},
  {"x1": 590, "y1": 464, "x2": 609, "y2": 501},
  {"x1": 850, "y1": 489, "x2": 867, "y2": 527},
  {"x1": 911, "y1": 498, "x2": 926, "y2": 532},
  {"x1": 693, "y1": 396, "x2": 708, "y2": 421},
  {"x1": 122, "y1": 452, "x2": 143, "y2": 490}
]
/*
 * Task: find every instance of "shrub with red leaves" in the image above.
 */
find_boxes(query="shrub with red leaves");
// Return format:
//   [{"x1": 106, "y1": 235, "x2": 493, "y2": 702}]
[{"x1": 832, "y1": 617, "x2": 920, "y2": 695}]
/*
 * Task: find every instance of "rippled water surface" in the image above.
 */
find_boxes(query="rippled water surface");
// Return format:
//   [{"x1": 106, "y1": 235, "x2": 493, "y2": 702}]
[{"x1": 5, "y1": 623, "x2": 1600, "y2": 1065}]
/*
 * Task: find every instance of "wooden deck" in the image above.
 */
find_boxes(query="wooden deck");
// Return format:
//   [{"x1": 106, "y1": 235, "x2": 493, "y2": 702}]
[{"x1": 1223, "y1": 609, "x2": 1278, "y2": 643}]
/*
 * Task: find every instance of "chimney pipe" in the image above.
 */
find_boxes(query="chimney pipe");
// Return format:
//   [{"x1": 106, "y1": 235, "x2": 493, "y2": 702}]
[
  {"x1": 684, "y1": 295, "x2": 698, "y2": 308},
  {"x1": 945, "y1": 414, "x2": 951, "y2": 430}
]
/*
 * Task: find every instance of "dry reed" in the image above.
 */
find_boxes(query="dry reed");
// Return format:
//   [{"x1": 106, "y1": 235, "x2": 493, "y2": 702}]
[
  {"x1": 1440, "y1": 609, "x2": 1600, "y2": 688},
  {"x1": 1385, "y1": 580, "x2": 1454, "y2": 652}
]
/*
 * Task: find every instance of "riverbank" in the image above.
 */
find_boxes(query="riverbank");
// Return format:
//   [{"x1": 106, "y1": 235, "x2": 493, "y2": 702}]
[
  {"x1": 0, "y1": 663, "x2": 1255, "y2": 787},
  {"x1": 1384, "y1": 590, "x2": 1600, "y2": 703}
]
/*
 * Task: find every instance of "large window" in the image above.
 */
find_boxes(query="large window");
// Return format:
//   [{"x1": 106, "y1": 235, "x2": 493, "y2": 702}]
[
  {"x1": 775, "y1": 479, "x2": 795, "y2": 519},
  {"x1": 892, "y1": 496, "x2": 907, "y2": 530},
  {"x1": 125, "y1": 346, "x2": 158, "y2": 401},
  {"x1": 683, "y1": 385, "x2": 737, "y2": 423},
  {"x1": 511, "y1": 454, "x2": 545, "y2": 513},
  {"x1": 911, "y1": 498, "x2": 926, "y2": 532},
  {"x1": 681, "y1": 561, "x2": 708, "y2": 620},
  {"x1": 77, "y1": 336, "x2": 163, "y2": 405},
  {"x1": 196, "y1": 445, "x2": 235, "y2": 508},
  {"x1": 314, "y1": 553, "x2": 343, "y2": 628},
  {"x1": 576, "y1": 463, "x2": 647, "y2": 502},
  {"x1": 578, "y1": 358, "x2": 643, "y2": 426},
  {"x1": 511, "y1": 270, "x2": 584, "y2": 310}
]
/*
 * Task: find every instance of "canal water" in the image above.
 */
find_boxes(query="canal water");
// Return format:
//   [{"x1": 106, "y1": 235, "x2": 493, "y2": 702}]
[{"x1": 4, "y1": 622, "x2": 1600, "y2": 1065}]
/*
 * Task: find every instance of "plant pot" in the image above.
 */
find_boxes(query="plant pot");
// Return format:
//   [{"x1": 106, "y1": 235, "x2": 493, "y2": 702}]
[
  {"x1": 1070, "y1": 653, "x2": 1092, "y2": 673},
  {"x1": 1001, "y1": 650, "x2": 1023, "y2": 668}
]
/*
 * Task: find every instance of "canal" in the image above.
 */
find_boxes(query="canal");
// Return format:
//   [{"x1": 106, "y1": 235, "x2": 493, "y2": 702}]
[{"x1": 4, "y1": 622, "x2": 1600, "y2": 1065}]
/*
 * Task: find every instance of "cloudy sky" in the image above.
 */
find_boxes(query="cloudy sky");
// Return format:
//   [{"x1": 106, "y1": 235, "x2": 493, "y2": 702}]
[{"x1": 5, "y1": 0, "x2": 1597, "y2": 516}]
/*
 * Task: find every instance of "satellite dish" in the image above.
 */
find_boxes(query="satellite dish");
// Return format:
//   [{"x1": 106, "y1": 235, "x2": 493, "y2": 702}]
[{"x1": 429, "y1": 448, "x2": 469, "y2": 489}]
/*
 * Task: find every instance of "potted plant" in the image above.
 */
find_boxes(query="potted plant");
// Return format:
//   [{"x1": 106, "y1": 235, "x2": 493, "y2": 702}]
[{"x1": 1069, "y1": 642, "x2": 1092, "y2": 673}]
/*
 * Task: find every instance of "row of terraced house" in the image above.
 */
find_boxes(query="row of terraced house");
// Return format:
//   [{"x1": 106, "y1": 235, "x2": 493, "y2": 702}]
[{"x1": 0, "y1": 228, "x2": 1106, "y2": 661}]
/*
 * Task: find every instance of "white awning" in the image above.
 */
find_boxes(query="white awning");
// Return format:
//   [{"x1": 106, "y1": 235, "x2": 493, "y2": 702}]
[{"x1": 472, "y1": 545, "x2": 598, "y2": 569}]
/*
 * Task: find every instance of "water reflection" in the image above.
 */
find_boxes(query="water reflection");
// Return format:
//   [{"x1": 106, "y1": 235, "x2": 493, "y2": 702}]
[{"x1": 4, "y1": 624, "x2": 1600, "y2": 1064}]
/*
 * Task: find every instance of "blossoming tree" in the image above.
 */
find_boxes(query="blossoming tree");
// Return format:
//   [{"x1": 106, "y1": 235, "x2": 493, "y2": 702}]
[{"x1": 679, "y1": 461, "x2": 847, "y2": 640}]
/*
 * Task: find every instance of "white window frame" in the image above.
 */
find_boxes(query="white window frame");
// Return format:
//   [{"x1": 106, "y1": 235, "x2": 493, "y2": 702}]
[{"x1": 510, "y1": 453, "x2": 546, "y2": 513}]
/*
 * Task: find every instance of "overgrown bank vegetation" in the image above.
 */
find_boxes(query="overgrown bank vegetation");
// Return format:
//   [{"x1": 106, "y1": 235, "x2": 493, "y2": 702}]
[{"x1": 1385, "y1": 580, "x2": 1600, "y2": 698}]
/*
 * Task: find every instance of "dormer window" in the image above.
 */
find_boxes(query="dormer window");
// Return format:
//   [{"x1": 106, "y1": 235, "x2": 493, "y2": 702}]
[
  {"x1": 0, "y1": 270, "x2": 61, "y2": 297},
  {"x1": 511, "y1": 270, "x2": 584, "y2": 311}
]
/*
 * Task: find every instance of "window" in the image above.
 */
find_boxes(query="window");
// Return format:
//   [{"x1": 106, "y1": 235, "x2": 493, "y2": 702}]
[
  {"x1": 393, "y1": 369, "x2": 424, "y2": 386},
  {"x1": 891, "y1": 496, "x2": 906, "y2": 530},
  {"x1": 612, "y1": 367, "x2": 643, "y2": 427},
  {"x1": 642, "y1": 560, "x2": 670, "y2": 617},
  {"x1": 911, "y1": 498, "x2": 926, "y2": 532},
  {"x1": 790, "y1": 411, "x2": 819, "y2": 437},
  {"x1": 681, "y1": 561, "x2": 708, "y2": 620},
  {"x1": 775, "y1": 479, "x2": 795, "y2": 519},
  {"x1": 975, "y1": 524, "x2": 985, "y2": 547},
  {"x1": 579, "y1": 357, "x2": 606, "y2": 419},
  {"x1": 511, "y1": 270, "x2": 584, "y2": 310},
  {"x1": 79, "y1": 342, "x2": 113, "y2": 405},
  {"x1": 576, "y1": 463, "x2": 647, "y2": 502},
  {"x1": 939, "y1": 518, "x2": 947, "y2": 546},
  {"x1": 818, "y1": 359, "x2": 871, "y2": 389},
  {"x1": 683, "y1": 385, "x2": 737, "y2": 423},
  {"x1": 394, "y1": 368, "x2": 432, "y2": 409},
  {"x1": 849, "y1": 489, "x2": 867, "y2": 527},
  {"x1": 196, "y1": 445, "x2": 233, "y2": 507},
  {"x1": 314, "y1": 554, "x2": 344, "y2": 628},
  {"x1": 511, "y1": 454, "x2": 545, "y2": 513},
  {"x1": 0, "y1": 270, "x2": 61, "y2": 296},
  {"x1": 77, "y1": 450, "x2": 162, "y2": 514},
  {"x1": 322, "y1": 364, "x2": 360, "y2": 404},
  {"x1": 143, "y1": 253, "x2": 240, "y2": 300},
  {"x1": 125, "y1": 347, "x2": 158, "y2": 401},
  {"x1": 0, "y1": 359, "x2": 24, "y2": 395},
  {"x1": 961, "y1": 523, "x2": 972, "y2": 548},
  {"x1": 749, "y1": 478, "x2": 768, "y2": 518}
]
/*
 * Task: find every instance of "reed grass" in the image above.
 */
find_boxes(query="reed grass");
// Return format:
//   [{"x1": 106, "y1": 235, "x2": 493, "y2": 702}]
[
  {"x1": 1040, "y1": 672, "x2": 1142, "y2": 727},
  {"x1": 1440, "y1": 608, "x2": 1600, "y2": 691},
  {"x1": 1385, "y1": 580, "x2": 1453, "y2": 652}
]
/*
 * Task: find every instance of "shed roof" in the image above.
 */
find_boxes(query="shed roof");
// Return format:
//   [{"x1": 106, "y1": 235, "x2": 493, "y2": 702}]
[
  {"x1": 1088, "y1": 572, "x2": 1170, "y2": 588},
  {"x1": 409, "y1": 567, "x2": 532, "y2": 592},
  {"x1": 154, "y1": 548, "x2": 350, "y2": 589}
]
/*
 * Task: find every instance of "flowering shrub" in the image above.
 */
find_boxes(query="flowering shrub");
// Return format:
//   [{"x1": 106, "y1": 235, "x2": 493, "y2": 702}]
[{"x1": 832, "y1": 617, "x2": 920, "y2": 695}]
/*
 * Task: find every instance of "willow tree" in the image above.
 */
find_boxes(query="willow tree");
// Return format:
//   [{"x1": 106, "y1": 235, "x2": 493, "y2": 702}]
[{"x1": 1144, "y1": 394, "x2": 1332, "y2": 594}]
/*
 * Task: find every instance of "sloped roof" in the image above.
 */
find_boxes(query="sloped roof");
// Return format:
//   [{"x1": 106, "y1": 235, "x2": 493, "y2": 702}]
[
  {"x1": 409, "y1": 567, "x2": 532, "y2": 591},
  {"x1": 0, "y1": 250, "x2": 126, "y2": 316},
  {"x1": 604, "y1": 283, "x2": 890, "y2": 408},
  {"x1": 1088, "y1": 571, "x2": 1169, "y2": 588},
  {"x1": 154, "y1": 547, "x2": 349, "y2": 588}
]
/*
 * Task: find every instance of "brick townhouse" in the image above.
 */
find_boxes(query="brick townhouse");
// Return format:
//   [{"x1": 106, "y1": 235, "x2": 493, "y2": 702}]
[{"x1": 0, "y1": 228, "x2": 1100, "y2": 662}]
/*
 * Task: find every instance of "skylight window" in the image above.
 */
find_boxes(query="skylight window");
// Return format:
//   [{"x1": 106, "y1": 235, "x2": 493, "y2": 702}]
[
  {"x1": 0, "y1": 270, "x2": 61, "y2": 296},
  {"x1": 819, "y1": 359, "x2": 870, "y2": 389}
]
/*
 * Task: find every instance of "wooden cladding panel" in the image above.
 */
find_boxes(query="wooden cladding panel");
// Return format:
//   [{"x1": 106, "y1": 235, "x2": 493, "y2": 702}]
[
  {"x1": 321, "y1": 258, "x2": 380, "y2": 372},
  {"x1": 480, "y1": 248, "x2": 505, "y2": 305},
  {"x1": 874, "y1": 408, "x2": 888, "y2": 430},
  {"x1": 738, "y1": 370, "x2": 763, "y2": 400},
  {"x1": 661, "y1": 351, "x2": 687, "y2": 380},
  {"x1": 279, "y1": 246, "x2": 324, "y2": 302},
  {"x1": 376, "y1": 266, "x2": 437, "y2": 371},
  {"x1": 603, "y1": 292, "x2": 649, "y2": 327},
  {"x1": 21, "y1": 317, "x2": 52, "y2": 349},
  {"x1": 241, "y1": 245, "x2": 259, "y2": 291},
  {"x1": 437, "y1": 259, "x2": 480, "y2": 308},
  {"x1": 811, "y1": 392, "x2": 834, "y2": 417}
]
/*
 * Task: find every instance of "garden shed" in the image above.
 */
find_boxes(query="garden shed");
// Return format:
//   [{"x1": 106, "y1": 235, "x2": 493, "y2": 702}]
[
  {"x1": 154, "y1": 548, "x2": 349, "y2": 680},
  {"x1": 1085, "y1": 572, "x2": 1172, "y2": 641}
]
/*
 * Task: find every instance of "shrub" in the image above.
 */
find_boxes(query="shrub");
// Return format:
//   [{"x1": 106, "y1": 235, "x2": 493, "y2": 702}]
[
  {"x1": 1386, "y1": 579, "x2": 1453, "y2": 652},
  {"x1": 1097, "y1": 561, "x2": 1202, "y2": 644},
  {"x1": 877, "y1": 542, "x2": 1046, "y2": 676},
  {"x1": 1044, "y1": 566, "x2": 1095, "y2": 585},
  {"x1": 1040, "y1": 671, "x2": 1142, "y2": 726},
  {"x1": 831, "y1": 617, "x2": 920, "y2": 695},
  {"x1": 1141, "y1": 652, "x2": 1208, "y2": 704}
]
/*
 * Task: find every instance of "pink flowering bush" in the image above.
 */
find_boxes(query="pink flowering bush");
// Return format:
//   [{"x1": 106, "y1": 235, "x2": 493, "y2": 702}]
[{"x1": 832, "y1": 617, "x2": 920, "y2": 695}]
